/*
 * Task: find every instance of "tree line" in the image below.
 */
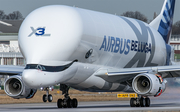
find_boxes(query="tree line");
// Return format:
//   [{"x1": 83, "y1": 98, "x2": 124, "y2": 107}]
[
  {"x1": 172, "y1": 21, "x2": 180, "y2": 35},
  {"x1": 0, "y1": 10, "x2": 179, "y2": 35},
  {"x1": 121, "y1": 11, "x2": 180, "y2": 35},
  {"x1": 0, "y1": 10, "x2": 23, "y2": 20}
]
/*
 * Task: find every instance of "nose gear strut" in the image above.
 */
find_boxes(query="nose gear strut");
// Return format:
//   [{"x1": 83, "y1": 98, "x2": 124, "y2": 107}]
[{"x1": 42, "y1": 87, "x2": 53, "y2": 102}]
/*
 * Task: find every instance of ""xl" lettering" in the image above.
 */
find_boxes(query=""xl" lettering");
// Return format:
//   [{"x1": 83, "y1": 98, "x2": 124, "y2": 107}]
[{"x1": 28, "y1": 27, "x2": 51, "y2": 37}]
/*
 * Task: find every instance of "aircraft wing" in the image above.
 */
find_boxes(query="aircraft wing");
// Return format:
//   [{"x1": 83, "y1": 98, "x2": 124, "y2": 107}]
[
  {"x1": 0, "y1": 65, "x2": 24, "y2": 75},
  {"x1": 95, "y1": 65, "x2": 180, "y2": 83}
]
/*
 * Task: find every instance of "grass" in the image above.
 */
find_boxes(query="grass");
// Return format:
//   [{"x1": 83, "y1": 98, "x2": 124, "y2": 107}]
[
  {"x1": 0, "y1": 89, "x2": 130, "y2": 104},
  {"x1": 175, "y1": 54, "x2": 180, "y2": 59}
]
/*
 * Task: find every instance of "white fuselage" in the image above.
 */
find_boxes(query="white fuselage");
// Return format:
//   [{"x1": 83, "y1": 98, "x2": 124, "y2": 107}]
[{"x1": 19, "y1": 5, "x2": 167, "y2": 92}]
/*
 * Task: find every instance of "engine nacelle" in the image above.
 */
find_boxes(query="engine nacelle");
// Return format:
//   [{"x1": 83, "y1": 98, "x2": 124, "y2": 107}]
[
  {"x1": 4, "y1": 75, "x2": 37, "y2": 99},
  {"x1": 132, "y1": 73, "x2": 166, "y2": 97}
]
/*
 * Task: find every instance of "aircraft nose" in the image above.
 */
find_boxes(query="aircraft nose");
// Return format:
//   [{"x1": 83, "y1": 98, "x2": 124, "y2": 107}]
[
  {"x1": 18, "y1": 5, "x2": 83, "y2": 64},
  {"x1": 22, "y1": 69, "x2": 65, "y2": 88},
  {"x1": 22, "y1": 70, "x2": 39, "y2": 88}
]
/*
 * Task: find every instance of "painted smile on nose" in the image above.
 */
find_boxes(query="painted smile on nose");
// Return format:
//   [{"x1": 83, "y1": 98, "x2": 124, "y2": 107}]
[{"x1": 22, "y1": 60, "x2": 78, "y2": 88}]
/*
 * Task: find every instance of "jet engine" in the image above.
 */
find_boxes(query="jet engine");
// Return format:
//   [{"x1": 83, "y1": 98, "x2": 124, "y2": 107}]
[
  {"x1": 132, "y1": 73, "x2": 166, "y2": 97},
  {"x1": 4, "y1": 75, "x2": 37, "y2": 99}
]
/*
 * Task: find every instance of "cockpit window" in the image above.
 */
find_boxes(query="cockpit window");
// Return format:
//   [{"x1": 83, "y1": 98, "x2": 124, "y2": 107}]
[
  {"x1": 25, "y1": 60, "x2": 78, "y2": 72},
  {"x1": 25, "y1": 64, "x2": 38, "y2": 69}
]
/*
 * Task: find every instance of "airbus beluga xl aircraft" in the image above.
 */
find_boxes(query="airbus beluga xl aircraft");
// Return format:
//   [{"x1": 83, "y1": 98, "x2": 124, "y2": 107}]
[{"x1": 2, "y1": 0, "x2": 179, "y2": 108}]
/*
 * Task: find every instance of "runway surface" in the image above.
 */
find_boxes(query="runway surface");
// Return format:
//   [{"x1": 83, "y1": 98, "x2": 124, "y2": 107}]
[
  {"x1": 1, "y1": 86, "x2": 180, "y2": 112},
  {"x1": 1, "y1": 99, "x2": 180, "y2": 112}
]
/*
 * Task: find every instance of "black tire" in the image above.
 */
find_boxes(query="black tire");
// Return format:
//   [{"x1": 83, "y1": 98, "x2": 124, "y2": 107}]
[
  {"x1": 48, "y1": 94, "x2": 53, "y2": 102},
  {"x1": 43, "y1": 94, "x2": 47, "y2": 102},
  {"x1": 130, "y1": 98, "x2": 136, "y2": 107},
  {"x1": 136, "y1": 103, "x2": 140, "y2": 107},
  {"x1": 67, "y1": 99, "x2": 72, "y2": 108},
  {"x1": 63, "y1": 99, "x2": 67, "y2": 108},
  {"x1": 140, "y1": 97, "x2": 145, "y2": 107},
  {"x1": 57, "y1": 99, "x2": 63, "y2": 108},
  {"x1": 145, "y1": 97, "x2": 150, "y2": 107},
  {"x1": 72, "y1": 98, "x2": 78, "y2": 108}
]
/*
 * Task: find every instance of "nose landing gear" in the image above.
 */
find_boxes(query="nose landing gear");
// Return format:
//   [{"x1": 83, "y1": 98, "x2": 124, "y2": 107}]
[
  {"x1": 41, "y1": 87, "x2": 53, "y2": 102},
  {"x1": 57, "y1": 84, "x2": 78, "y2": 108}
]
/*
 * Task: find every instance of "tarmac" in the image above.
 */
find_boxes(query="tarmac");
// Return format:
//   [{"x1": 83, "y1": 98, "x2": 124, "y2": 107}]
[
  {"x1": 0, "y1": 99, "x2": 180, "y2": 112},
  {"x1": 0, "y1": 85, "x2": 180, "y2": 112}
]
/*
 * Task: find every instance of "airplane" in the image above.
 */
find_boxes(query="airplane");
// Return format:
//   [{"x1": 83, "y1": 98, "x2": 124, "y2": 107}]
[{"x1": 1, "y1": 0, "x2": 179, "y2": 108}]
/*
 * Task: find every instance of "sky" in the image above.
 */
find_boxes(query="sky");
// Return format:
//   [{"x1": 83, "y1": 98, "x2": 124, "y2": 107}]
[{"x1": 0, "y1": 0, "x2": 180, "y2": 23}]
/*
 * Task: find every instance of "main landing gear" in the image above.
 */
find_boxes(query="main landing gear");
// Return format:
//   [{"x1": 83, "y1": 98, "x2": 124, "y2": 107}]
[
  {"x1": 57, "y1": 84, "x2": 78, "y2": 108},
  {"x1": 41, "y1": 87, "x2": 53, "y2": 102},
  {"x1": 130, "y1": 95, "x2": 150, "y2": 107}
]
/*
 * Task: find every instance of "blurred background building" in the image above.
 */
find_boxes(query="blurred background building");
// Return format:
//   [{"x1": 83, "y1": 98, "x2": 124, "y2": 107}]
[
  {"x1": 170, "y1": 35, "x2": 180, "y2": 54},
  {"x1": 0, "y1": 20, "x2": 25, "y2": 66}
]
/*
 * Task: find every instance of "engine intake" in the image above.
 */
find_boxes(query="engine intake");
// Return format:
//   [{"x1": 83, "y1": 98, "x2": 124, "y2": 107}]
[
  {"x1": 132, "y1": 73, "x2": 165, "y2": 96},
  {"x1": 4, "y1": 75, "x2": 37, "y2": 99}
]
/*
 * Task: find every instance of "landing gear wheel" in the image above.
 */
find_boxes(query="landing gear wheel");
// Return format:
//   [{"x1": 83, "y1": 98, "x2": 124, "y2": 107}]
[
  {"x1": 48, "y1": 94, "x2": 53, "y2": 102},
  {"x1": 67, "y1": 99, "x2": 72, "y2": 108},
  {"x1": 57, "y1": 84, "x2": 79, "y2": 108},
  {"x1": 130, "y1": 96, "x2": 151, "y2": 107},
  {"x1": 145, "y1": 97, "x2": 150, "y2": 107},
  {"x1": 130, "y1": 98, "x2": 136, "y2": 107},
  {"x1": 140, "y1": 97, "x2": 145, "y2": 107},
  {"x1": 57, "y1": 99, "x2": 63, "y2": 108},
  {"x1": 43, "y1": 94, "x2": 47, "y2": 102},
  {"x1": 72, "y1": 98, "x2": 78, "y2": 108},
  {"x1": 63, "y1": 99, "x2": 67, "y2": 108},
  {"x1": 41, "y1": 87, "x2": 53, "y2": 103},
  {"x1": 136, "y1": 103, "x2": 140, "y2": 107}
]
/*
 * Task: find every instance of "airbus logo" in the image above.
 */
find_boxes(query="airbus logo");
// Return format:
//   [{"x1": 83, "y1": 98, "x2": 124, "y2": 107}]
[
  {"x1": 99, "y1": 35, "x2": 152, "y2": 55},
  {"x1": 28, "y1": 27, "x2": 51, "y2": 37}
]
